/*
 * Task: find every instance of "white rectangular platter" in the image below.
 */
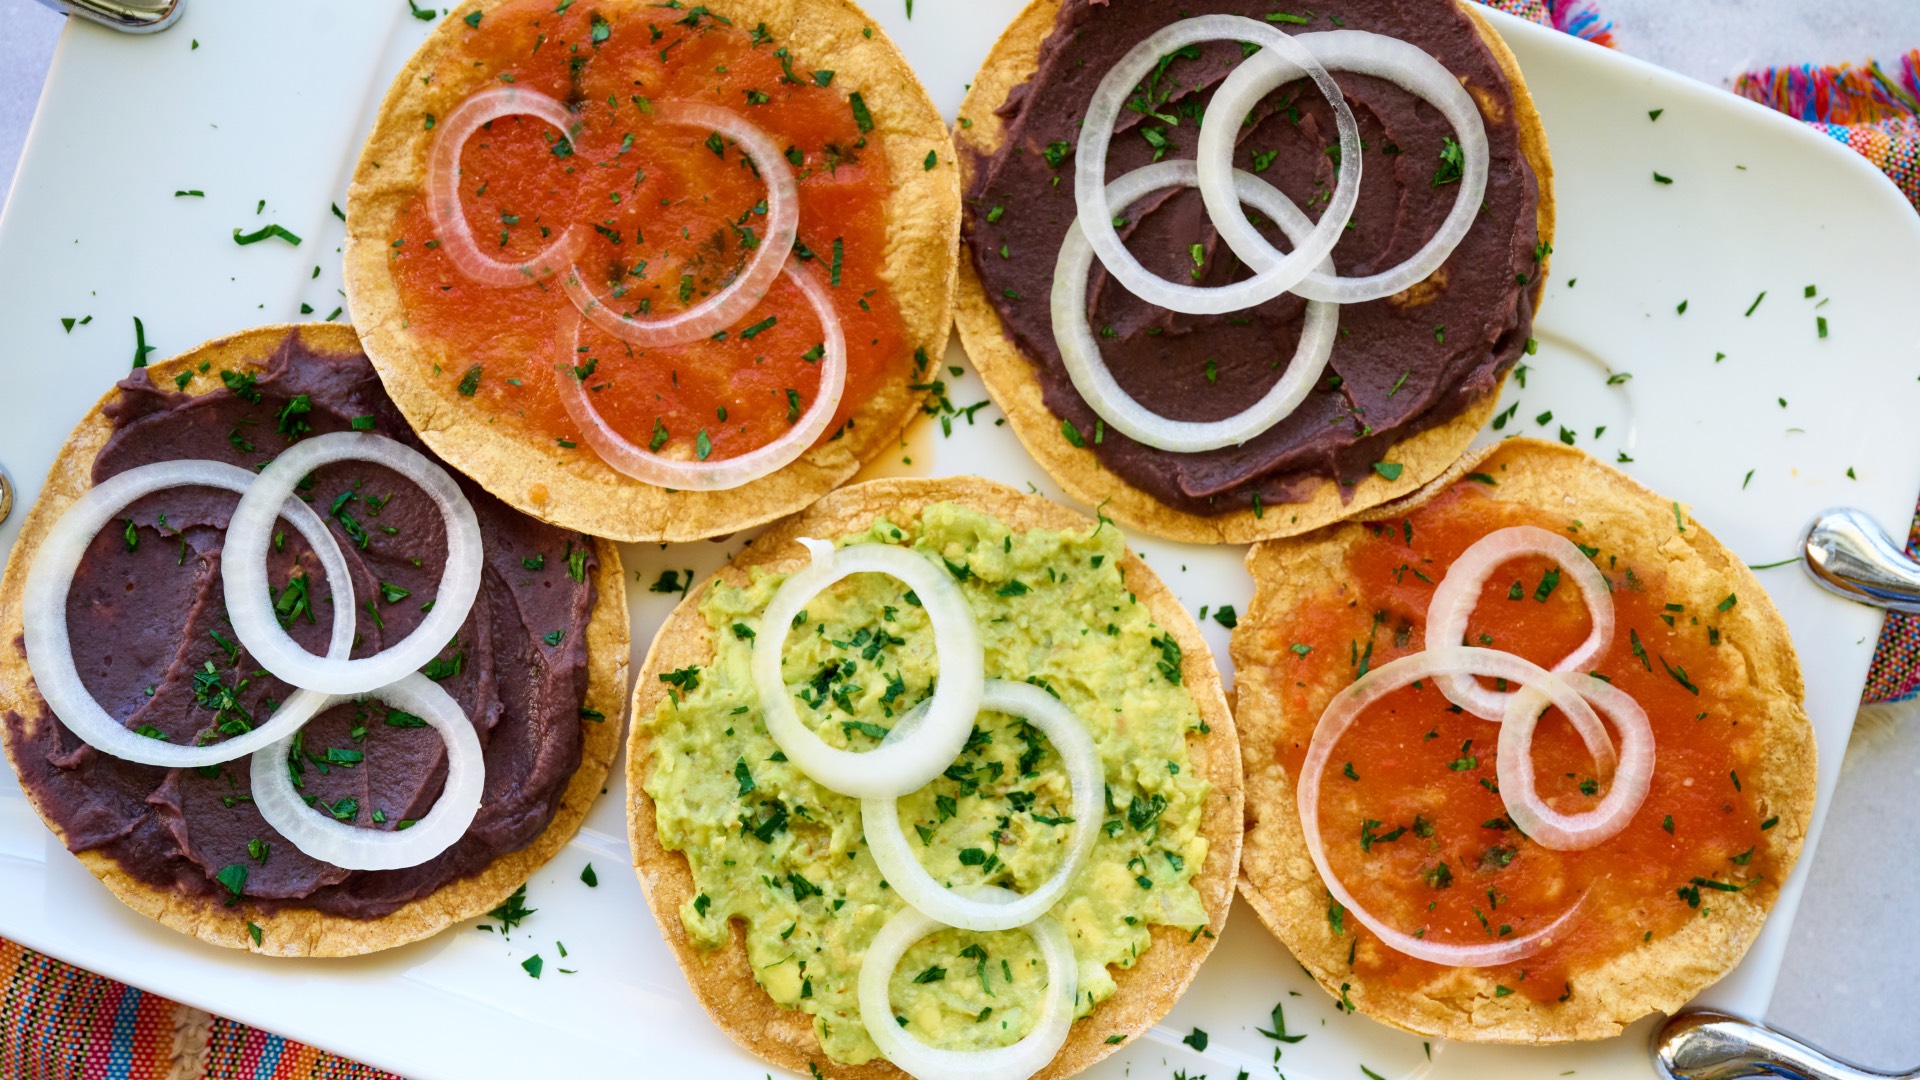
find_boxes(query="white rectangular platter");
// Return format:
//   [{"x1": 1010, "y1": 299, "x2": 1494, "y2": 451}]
[{"x1": 1, "y1": 3, "x2": 1917, "y2": 1078}]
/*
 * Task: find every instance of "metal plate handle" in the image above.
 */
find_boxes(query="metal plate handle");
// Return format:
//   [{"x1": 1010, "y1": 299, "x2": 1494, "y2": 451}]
[
  {"x1": 1654, "y1": 1011, "x2": 1916, "y2": 1080},
  {"x1": 1803, "y1": 507, "x2": 1920, "y2": 615},
  {"x1": 32, "y1": 0, "x2": 183, "y2": 33}
]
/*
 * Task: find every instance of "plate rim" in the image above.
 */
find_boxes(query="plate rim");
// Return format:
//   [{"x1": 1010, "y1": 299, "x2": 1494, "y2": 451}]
[{"x1": 0, "y1": 5, "x2": 1915, "y2": 1078}]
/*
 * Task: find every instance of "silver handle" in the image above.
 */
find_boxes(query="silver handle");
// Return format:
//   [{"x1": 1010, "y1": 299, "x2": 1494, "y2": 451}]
[
  {"x1": 31, "y1": 0, "x2": 183, "y2": 33},
  {"x1": 1802, "y1": 507, "x2": 1920, "y2": 615},
  {"x1": 1654, "y1": 1011, "x2": 1915, "y2": 1080}
]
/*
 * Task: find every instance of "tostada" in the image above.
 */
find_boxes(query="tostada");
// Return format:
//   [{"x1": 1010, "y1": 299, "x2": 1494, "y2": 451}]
[
  {"x1": 955, "y1": 0, "x2": 1552, "y2": 544},
  {"x1": 345, "y1": 0, "x2": 959, "y2": 543},
  {"x1": 628, "y1": 477, "x2": 1241, "y2": 1078},
  {"x1": 1231, "y1": 438, "x2": 1814, "y2": 1041},
  {"x1": 0, "y1": 324, "x2": 628, "y2": 957}
]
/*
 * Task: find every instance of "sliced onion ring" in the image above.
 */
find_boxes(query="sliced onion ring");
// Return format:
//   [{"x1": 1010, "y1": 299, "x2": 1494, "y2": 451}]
[
  {"x1": 22, "y1": 460, "x2": 354, "y2": 768},
  {"x1": 858, "y1": 887, "x2": 1077, "y2": 1080},
  {"x1": 1299, "y1": 648, "x2": 1600, "y2": 966},
  {"x1": 250, "y1": 673, "x2": 482, "y2": 870},
  {"x1": 1074, "y1": 15, "x2": 1361, "y2": 315},
  {"x1": 555, "y1": 260, "x2": 846, "y2": 490},
  {"x1": 1052, "y1": 158, "x2": 1338, "y2": 452},
  {"x1": 1426, "y1": 526, "x2": 1615, "y2": 721},
  {"x1": 223, "y1": 433, "x2": 483, "y2": 697},
  {"x1": 862, "y1": 680, "x2": 1104, "y2": 932},
  {"x1": 751, "y1": 539, "x2": 983, "y2": 800},
  {"x1": 1199, "y1": 30, "x2": 1491, "y2": 305},
  {"x1": 1498, "y1": 675, "x2": 1654, "y2": 850},
  {"x1": 426, "y1": 87, "x2": 587, "y2": 287},
  {"x1": 561, "y1": 102, "x2": 799, "y2": 347}
]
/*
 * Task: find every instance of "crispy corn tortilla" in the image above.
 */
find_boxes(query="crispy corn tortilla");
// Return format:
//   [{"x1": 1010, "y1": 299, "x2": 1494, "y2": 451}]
[
  {"x1": 951, "y1": 0, "x2": 1554, "y2": 545},
  {"x1": 1232, "y1": 439, "x2": 1815, "y2": 1041},
  {"x1": 0, "y1": 324, "x2": 629, "y2": 958},
  {"x1": 626, "y1": 477, "x2": 1242, "y2": 1077},
  {"x1": 344, "y1": 0, "x2": 960, "y2": 544}
]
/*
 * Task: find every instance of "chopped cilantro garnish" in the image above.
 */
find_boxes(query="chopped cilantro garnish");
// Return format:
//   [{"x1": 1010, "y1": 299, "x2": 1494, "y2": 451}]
[
  {"x1": 232, "y1": 224, "x2": 303, "y2": 247},
  {"x1": 385, "y1": 708, "x2": 428, "y2": 728},
  {"x1": 1432, "y1": 137, "x2": 1464, "y2": 186},
  {"x1": 214, "y1": 864, "x2": 247, "y2": 905}
]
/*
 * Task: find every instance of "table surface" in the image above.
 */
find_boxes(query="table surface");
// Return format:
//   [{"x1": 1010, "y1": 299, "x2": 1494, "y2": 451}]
[{"x1": 1, "y1": 0, "x2": 1916, "y2": 1071}]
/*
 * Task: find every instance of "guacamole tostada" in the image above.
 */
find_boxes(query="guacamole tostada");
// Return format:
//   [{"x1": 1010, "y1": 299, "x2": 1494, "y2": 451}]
[{"x1": 628, "y1": 477, "x2": 1241, "y2": 1077}]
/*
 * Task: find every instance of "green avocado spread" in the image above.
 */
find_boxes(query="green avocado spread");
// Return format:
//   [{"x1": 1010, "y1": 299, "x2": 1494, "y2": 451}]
[{"x1": 642, "y1": 503, "x2": 1213, "y2": 1064}]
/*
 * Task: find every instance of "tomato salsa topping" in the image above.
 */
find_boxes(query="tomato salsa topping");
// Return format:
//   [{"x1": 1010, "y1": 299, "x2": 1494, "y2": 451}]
[
  {"x1": 1269, "y1": 479, "x2": 1775, "y2": 1002},
  {"x1": 387, "y1": 0, "x2": 907, "y2": 467}
]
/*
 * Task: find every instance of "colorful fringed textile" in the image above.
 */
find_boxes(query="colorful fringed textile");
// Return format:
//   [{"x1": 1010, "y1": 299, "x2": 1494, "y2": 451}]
[
  {"x1": 1479, "y1": 0, "x2": 1616, "y2": 46},
  {"x1": 1543, "y1": 0, "x2": 1615, "y2": 48},
  {"x1": 1735, "y1": 50, "x2": 1920, "y2": 126},
  {"x1": 1735, "y1": 51, "x2": 1920, "y2": 207},
  {"x1": 8, "y1": 5, "x2": 1920, "y2": 1079}
]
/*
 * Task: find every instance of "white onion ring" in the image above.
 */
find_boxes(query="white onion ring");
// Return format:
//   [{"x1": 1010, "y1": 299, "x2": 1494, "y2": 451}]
[
  {"x1": 1426, "y1": 526, "x2": 1615, "y2": 721},
  {"x1": 751, "y1": 538, "x2": 983, "y2": 800},
  {"x1": 555, "y1": 260, "x2": 846, "y2": 491},
  {"x1": 426, "y1": 87, "x2": 587, "y2": 287},
  {"x1": 22, "y1": 460, "x2": 354, "y2": 768},
  {"x1": 250, "y1": 673, "x2": 483, "y2": 871},
  {"x1": 858, "y1": 886, "x2": 1077, "y2": 1080},
  {"x1": 1074, "y1": 16, "x2": 1361, "y2": 315},
  {"x1": 862, "y1": 680, "x2": 1104, "y2": 932},
  {"x1": 1299, "y1": 648, "x2": 1599, "y2": 966},
  {"x1": 222, "y1": 433, "x2": 483, "y2": 697},
  {"x1": 561, "y1": 102, "x2": 799, "y2": 347},
  {"x1": 1498, "y1": 675, "x2": 1654, "y2": 850},
  {"x1": 1199, "y1": 30, "x2": 1491, "y2": 305},
  {"x1": 1052, "y1": 159, "x2": 1338, "y2": 452}
]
